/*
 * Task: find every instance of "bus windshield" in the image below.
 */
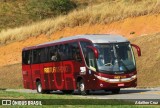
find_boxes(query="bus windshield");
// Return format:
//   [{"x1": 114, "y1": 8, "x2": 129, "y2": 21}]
[{"x1": 94, "y1": 43, "x2": 135, "y2": 73}]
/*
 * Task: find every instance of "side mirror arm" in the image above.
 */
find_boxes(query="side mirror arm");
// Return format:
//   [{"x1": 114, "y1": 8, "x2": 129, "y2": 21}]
[{"x1": 131, "y1": 44, "x2": 141, "y2": 57}]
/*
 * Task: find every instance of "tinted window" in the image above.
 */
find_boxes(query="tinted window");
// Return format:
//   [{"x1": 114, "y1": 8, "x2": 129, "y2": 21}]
[
  {"x1": 49, "y1": 45, "x2": 61, "y2": 62},
  {"x1": 87, "y1": 48, "x2": 97, "y2": 70},
  {"x1": 70, "y1": 42, "x2": 82, "y2": 61},
  {"x1": 22, "y1": 50, "x2": 31, "y2": 65},
  {"x1": 32, "y1": 49, "x2": 40, "y2": 64},
  {"x1": 40, "y1": 48, "x2": 48, "y2": 63},
  {"x1": 49, "y1": 43, "x2": 82, "y2": 61},
  {"x1": 59, "y1": 44, "x2": 70, "y2": 60}
]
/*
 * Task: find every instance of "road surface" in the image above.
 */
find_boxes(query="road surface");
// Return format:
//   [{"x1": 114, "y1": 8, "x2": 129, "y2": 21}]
[{"x1": 6, "y1": 87, "x2": 160, "y2": 99}]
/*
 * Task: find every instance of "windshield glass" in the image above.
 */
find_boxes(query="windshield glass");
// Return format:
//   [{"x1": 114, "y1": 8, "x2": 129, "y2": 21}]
[{"x1": 94, "y1": 43, "x2": 135, "y2": 73}]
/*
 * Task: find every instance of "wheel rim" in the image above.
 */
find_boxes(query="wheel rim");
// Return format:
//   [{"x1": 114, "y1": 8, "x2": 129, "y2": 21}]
[
  {"x1": 80, "y1": 83, "x2": 85, "y2": 91},
  {"x1": 38, "y1": 83, "x2": 42, "y2": 93}
]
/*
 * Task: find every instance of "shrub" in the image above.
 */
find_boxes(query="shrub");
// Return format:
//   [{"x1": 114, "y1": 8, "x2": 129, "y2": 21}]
[
  {"x1": 26, "y1": 0, "x2": 76, "y2": 20},
  {"x1": 49, "y1": 0, "x2": 76, "y2": 15}
]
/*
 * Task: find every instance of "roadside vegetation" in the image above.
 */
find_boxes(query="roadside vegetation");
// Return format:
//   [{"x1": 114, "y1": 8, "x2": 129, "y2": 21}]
[
  {"x1": 0, "y1": 0, "x2": 160, "y2": 44},
  {"x1": 0, "y1": 90, "x2": 80, "y2": 99},
  {"x1": 0, "y1": 91, "x2": 159, "y2": 108},
  {"x1": 0, "y1": 0, "x2": 76, "y2": 31}
]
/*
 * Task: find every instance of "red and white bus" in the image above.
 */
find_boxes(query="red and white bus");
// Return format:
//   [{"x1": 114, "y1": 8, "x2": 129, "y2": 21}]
[{"x1": 22, "y1": 34, "x2": 141, "y2": 95}]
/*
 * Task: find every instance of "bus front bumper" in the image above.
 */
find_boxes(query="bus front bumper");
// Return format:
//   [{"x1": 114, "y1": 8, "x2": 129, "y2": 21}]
[{"x1": 94, "y1": 74, "x2": 137, "y2": 89}]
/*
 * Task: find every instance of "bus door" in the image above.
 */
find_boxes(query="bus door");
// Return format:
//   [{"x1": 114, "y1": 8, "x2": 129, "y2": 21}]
[
  {"x1": 22, "y1": 50, "x2": 34, "y2": 89},
  {"x1": 62, "y1": 43, "x2": 83, "y2": 90},
  {"x1": 63, "y1": 60, "x2": 83, "y2": 90}
]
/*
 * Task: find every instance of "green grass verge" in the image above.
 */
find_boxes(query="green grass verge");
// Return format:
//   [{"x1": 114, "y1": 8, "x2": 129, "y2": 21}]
[
  {"x1": 0, "y1": 91, "x2": 159, "y2": 107},
  {"x1": 0, "y1": 90, "x2": 79, "y2": 99},
  {"x1": 1, "y1": 105, "x2": 159, "y2": 108}
]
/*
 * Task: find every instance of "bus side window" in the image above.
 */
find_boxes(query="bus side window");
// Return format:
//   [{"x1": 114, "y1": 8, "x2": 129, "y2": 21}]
[
  {"x1": 80, "y1": 41, "x2": 96, "y2": 70},
  {"x1": 80, "y1": 41, "x2": 92, "y2": 58},
  {"x1": 40, "y1": 48, "x2": 48, "y2": 63},
  {"x1": 61, "y1": 44, "x2": 70, "y2": 61},
  {"x1": 87, "y1": 48, "x2": 97, "y2": 71},
  {"x1": 56, "y1": 45, "x2": 61, "y2": 61},
  {"x1": 49, "y1": 45, "x2": 62, "y2": 62},
  {"x1": 32, "y1": 49, "x2": 40, "y2": 64},
  {"x1": 59, "y1": 44, "x2": 65, "y2": 61},
  {"x1": 22, "y1": 50, "x2": 31, "y2": 65},
  {"x1": 68, "y1": 44, "x2": 73, "y2": 60},
  {"x1": 49, "y1": 46, "x2": 56, "y2": 62},
  {"x1": 70, "y1": 42, "x2": 82, "y2": 61}
]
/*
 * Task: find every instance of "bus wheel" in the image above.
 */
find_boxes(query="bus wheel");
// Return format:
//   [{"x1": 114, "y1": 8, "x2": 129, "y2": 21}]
[
  {"x1": 111, "y1": 88, "x2": 120, "y2": 94},
  {"x1": 62, "y1": 90, "x2": 74, "y2": 94},
  {"x1": 78, "y1": 80, "x2": 89, "y2": 95},
  {"x1": 36, "y1": 81, "x2": 45, "y2": 94}
]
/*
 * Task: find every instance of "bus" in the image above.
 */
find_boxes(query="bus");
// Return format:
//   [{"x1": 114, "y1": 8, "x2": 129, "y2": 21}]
[{"x1": 22, "y1": 34, "x2": 141, "y2": 95}]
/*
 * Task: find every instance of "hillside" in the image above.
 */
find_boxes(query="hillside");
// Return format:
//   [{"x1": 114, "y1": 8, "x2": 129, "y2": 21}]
[
  {"x1": 0, "y1": 0, "x2": 118, "y2": 32},
  {"x1": 0, "y1": 0, "x2": 160, "y2": 89},
  {"x1": 0, "y1": 14, "x2": 160, "y2": 67},
  {"x1": 131, "y1": 33, "x2": 160, "y2": 87},
  {"x1": 0, "y1": 0, "x2": 160, "y2": 44},
  {"x1": 0, "y1": 0, "x2": 77, "y2": 31}
]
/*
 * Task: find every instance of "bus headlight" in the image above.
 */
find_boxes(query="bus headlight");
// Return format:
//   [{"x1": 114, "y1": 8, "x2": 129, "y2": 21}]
[
  {"x1": 94, "y1": 74, "x2": 109, "y2": 81},
  {"x1": 94, "y1": 74, "x2": 137, "y2": 83},
  {"x1": 131, "y1": 75, "x2": 137, "y2": 79},
  {"x1": 101, "y1": 77, "x2": 109, "y2": 81}
]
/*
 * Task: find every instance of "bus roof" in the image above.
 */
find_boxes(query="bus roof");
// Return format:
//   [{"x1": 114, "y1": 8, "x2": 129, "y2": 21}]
[
  {"x1": 23, "y1": 34, "x2": 129, "y2": 50},
  {"x1": 40, "y1": 34, "x2": 128, "y2": 45}
]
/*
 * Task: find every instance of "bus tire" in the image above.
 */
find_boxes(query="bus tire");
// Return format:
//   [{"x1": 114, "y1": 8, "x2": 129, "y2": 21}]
[
  {"x1": 62, "y1": 90, "x2": 74, "y2": 94},
  {"x1": 111, "y1": 88, "x2": 120, "y2": 94},
  {"x1": 36, "y1": 81, "x2": 45, "y2": 94},
  {"x1": 78, "y1": 80, "x2": 89, "y2": 95}
]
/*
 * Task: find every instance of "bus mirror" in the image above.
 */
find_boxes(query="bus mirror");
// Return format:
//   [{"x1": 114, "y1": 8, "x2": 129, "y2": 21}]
[
  {"x1": 131, "y1": 44, "x2": 141, "y2": 57},
  {"x1": 87, "y1": 46, "x2": 99, "y2": 59}
]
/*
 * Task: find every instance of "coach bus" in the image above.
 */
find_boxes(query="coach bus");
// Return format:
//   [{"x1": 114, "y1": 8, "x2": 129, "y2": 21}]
[{"x1": 22, "y1": 34, "x2": 141, "y2": 95}]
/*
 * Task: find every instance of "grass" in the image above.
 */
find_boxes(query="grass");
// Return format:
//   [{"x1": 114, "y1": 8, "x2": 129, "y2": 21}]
[
  {"x1": 0, "y1": 91, "x2": 159, "y2": 107},
  {"x1": 0, "y1": 0, "x2": 160, "y2": 44},
  {"x1": 0, "y1": 90, "x2": 80, "y2": 99}
]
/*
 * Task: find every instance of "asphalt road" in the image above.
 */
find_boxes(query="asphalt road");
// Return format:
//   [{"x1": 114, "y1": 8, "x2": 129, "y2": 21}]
[{"x1": 6, "y1": 87, "x2": 160, "y2": 99}]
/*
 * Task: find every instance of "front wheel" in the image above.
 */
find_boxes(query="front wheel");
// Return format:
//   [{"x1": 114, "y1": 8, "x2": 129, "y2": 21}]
[
  {"x1": 78, "y1": 80, "x2": 89, "y2": 95},
  {"x1": 111, "y1": 88, "x2": 120, "y2": 94}
]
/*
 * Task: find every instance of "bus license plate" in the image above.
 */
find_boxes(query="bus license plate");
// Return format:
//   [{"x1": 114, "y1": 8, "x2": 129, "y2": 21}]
[{"x1": 118, "y1": 84, "x2": 124, "y2": 86}]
